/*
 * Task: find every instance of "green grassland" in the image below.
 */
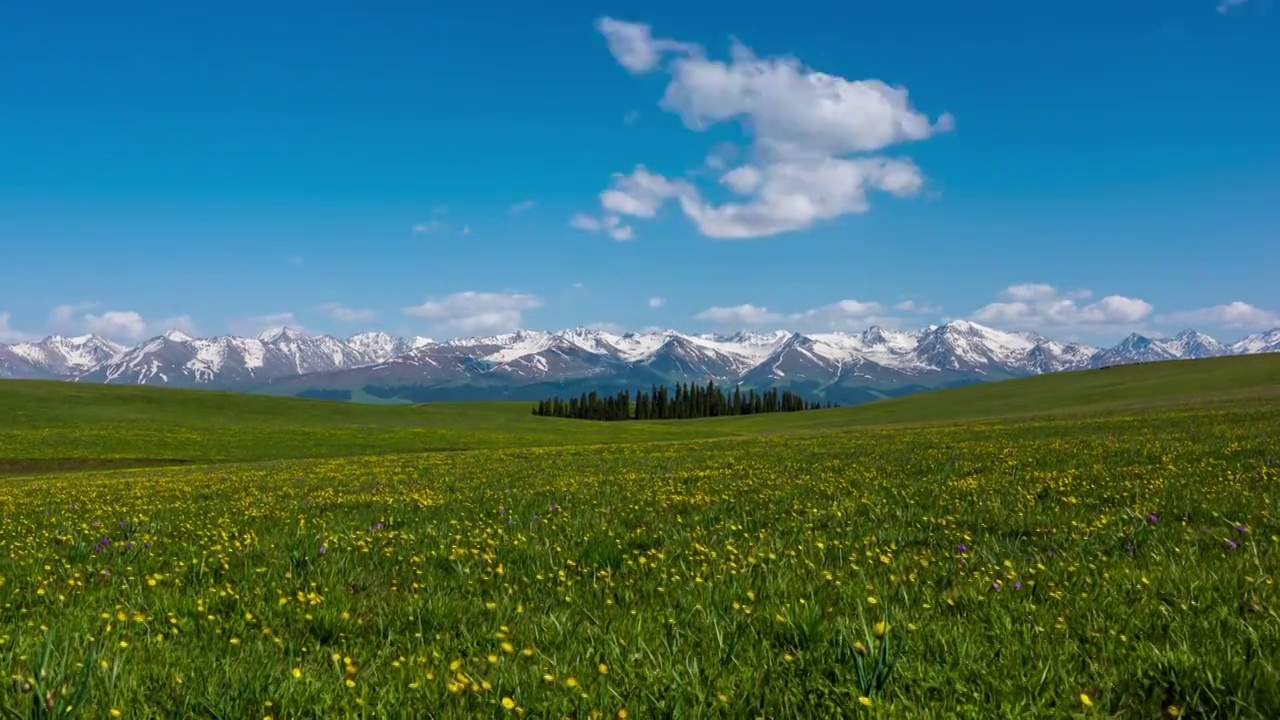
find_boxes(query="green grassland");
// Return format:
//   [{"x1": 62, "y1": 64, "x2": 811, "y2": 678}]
[
  {"x1": 0, "y1": 356, "x2": 1277, "y2": 718},
  {"x1": 3, "y1": 354, "x2": 1278, "y2": 472}
]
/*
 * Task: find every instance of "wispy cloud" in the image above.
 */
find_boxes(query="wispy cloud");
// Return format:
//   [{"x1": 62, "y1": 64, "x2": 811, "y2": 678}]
[
  {"x1": 229, "y1": 312, "x2": 305, "y2": 337},
  {"x1": 971, "y1": 284, "x2": 1152, "y2": 333},
  {"x1": 0, "y1": 312, "x2": 30, "y2": 342},
  {"x1": 510, "y1": 200, "x2": 536, "y2": 214},
  {"x1": 1157, "y1": 301, "x2": 1278, "y2": 330},
  {"x1": 403, "y1": 291, "x2": 544, "y2": 334},
  {"x1": 318, "y1": 302, "x2": 377, "y2": 323},
  {"x1": 49, "y1": 302, "x2": 197, "y2": 341}
]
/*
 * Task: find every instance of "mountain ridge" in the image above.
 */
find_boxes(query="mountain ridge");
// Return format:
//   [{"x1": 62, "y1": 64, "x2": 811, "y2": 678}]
[{"x1": 3, "y1": 322, "x2": 1278, "y2": 404}]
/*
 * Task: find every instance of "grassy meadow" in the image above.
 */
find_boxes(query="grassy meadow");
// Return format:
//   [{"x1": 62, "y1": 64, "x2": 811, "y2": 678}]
[{"x1": 0, "y1": 355, "x2": 1277, "y2": 718}]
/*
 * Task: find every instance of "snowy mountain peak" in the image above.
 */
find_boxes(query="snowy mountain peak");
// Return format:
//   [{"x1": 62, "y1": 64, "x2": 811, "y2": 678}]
[
  {"x1": 163, "y1": 329, "x2": 193, "y2": 342},
  {"x1": 346, "y1": 332, "x2": 407, "y2": 363},
  {"x1": 258, "y1": 327, "x2": 308, "y2": 343},
  {"x1": 1231, "y1": 328, "x2": 1280, "y2": 354},
  {"x1": 725, "y1": 329, "x2": 792, "y2": 345}
]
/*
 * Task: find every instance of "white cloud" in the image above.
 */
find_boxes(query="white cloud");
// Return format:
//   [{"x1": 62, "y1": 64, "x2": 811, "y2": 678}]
[
  {"x1": 83, "y1": 311, "x2": 148, "y2": 340},
  {"x1": 677, "y1": 156, "x2": 925, "y2": 238},
  {"x1": 704, "y1": 142, "x2": 740, "y2": 171},
  {"x1": 573, "y1": 167, "x2": 698, "y2": 240},
  {"x1": 695, "y1": 304, "x2": 783, "y2": 326},
  {"x1": 510, "y1": 200, "x2": 536, "y2": 214},
  {"x1": 49, "y1": 302, "x2": 98, "y2": 329},
  {"x1": 1003, "y1": 283, "x2": 1058, "y2": 301},
  {"x1": 695, "y1": 297, "x2": 900, "y2": 330},
  {"x1": 416, "y1": 208, "x2": 470, "y2": 236},
  {"x1": 588, "y1": 321, "x2": 625, "y2": 333},
  {"x1": 402, "y1": 291, "x2": 544, "y2": 334},
  {"x1": 648, "y1": 297, "x2": 666, "y2": 309},
  {"x1": 571, "y1": 282, "x2": 585, "y2": 290},
  {"x1": 156, "y1": 315, "x2": 200, "y2": 337},
  {"x1": 660, "y1": 40, "x2": 953, "y2": 160},
  {"x1": 1157, "y1": 301, "x2": 1279, "y2": 330},
  {"x1": 1217, "y1": 0, "x2": 1250, "y2": 13},
  {"x1": 318, "y1": 302, "x2": 377, "y2": 323},
  {"x1": 595, "y1": 17, "x2": 699, "y2": 74},
  {"x1": 570, "y1": 211, "x2": 635, "y2": 241},
  {"x1": 0, "y1": 312, "x2": 29, "y2": 342},
  {"x1": 787, "y1": 299, "x2": 893, "y2": 331},
  {"x1": 600, "y1": 166, "x2": 694, "y2": 219},
  {"x1": 586, "y1": 19, "x2": 951, "y2": 239},
  {"x1": 570, "y1": 213, "x2": 600, "y2": 231},
  {"x1": 230, "y1": 312, "x2": 305, "y2": 337},
  {"x1": 49, "y1": 302, "x2": 198, "y2": 341},
  {"x1": 623, "y1": 109, "x2": 641, "y2": 126},
  {"x1": 972, "y1": 284, "x2": 1153, "y2": 331},
  {"x1": 894, "y1": 300, "x2": 940, "y2": 313}
]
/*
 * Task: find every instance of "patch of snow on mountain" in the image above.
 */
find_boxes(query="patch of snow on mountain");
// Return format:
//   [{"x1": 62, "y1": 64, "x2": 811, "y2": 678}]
[
  {"x1": 683, "y1": 331, "x2": 791, "y2": 370},
  {"x1": 485, "y1": 332, "x2": 560, "y2": 363},
  {"x1": 189, "y1": 339, "x2": 228, "y2": 376},
  {"x1": 346, "y1": 332, "x2": 405, "y2": 363},
  {"x1": 555, "y1": 327, "x2": 623, "y2": 355},
  {"x1": 610, "y1": 331, "x2": 674, "y2": 361}
]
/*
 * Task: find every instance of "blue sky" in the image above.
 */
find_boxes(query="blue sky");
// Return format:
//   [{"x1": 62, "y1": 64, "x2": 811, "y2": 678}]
[{"x1": 2, "y1": 0, "x2": 1277, "y2": 345}]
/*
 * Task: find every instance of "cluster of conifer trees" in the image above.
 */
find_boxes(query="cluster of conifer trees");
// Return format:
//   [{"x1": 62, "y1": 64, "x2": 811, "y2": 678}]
[{"x1": 531, "y1": 381, "x2": 833, "y2": 421}]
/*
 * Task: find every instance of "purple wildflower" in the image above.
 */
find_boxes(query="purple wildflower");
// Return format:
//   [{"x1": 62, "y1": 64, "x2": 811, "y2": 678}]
[
  {"x1": 99, "y1": 538, "x2": 110, "y2": 547},
  {"x1": 1014, "y1": 581, "x2": 1023, "y2": 590},
  {"x1": 992, "y1": 581, "x2": 1002, "y2": 592},
  {"x1": 1124, "y1": 543, "x2": 1134, "y2": 554},
  {"x1": 319, "y1": 545, "x2": 328, "y2": 556},
  {"x1": 1147, "y1": 514, "x2": 1158, "y2": 523},
  {"x1": 1236, "y1": 524, "x2": 1247, "y2": 534},
  {"x1": 373, "y1": 522, "x2": 384, "y2": 531},
  {"x1": 1226, "y1": 540, "x2": 1239, "y2": 550},
  {"x1": 956, "y1": 544, "x2": 968, "y2": 553}
]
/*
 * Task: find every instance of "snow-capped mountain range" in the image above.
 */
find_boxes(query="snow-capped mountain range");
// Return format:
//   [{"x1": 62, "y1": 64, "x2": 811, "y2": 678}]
[{"x1": 2, "y1": 322, "x2": 1278, "y2": 404}]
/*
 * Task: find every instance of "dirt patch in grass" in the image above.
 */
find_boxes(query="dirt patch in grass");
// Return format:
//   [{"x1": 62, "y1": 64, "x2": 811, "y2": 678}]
[{"x1": 0, "y1": 458, "x2": 194, "y2": 477}]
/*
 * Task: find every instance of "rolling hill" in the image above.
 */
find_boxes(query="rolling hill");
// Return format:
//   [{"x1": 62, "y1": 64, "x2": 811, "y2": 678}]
[{"x1": 3, "y1": 353, "x2": 1277, "y2": 476}]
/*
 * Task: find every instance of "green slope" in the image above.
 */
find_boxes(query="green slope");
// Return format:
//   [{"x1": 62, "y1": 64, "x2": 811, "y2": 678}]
[
  {"x1": 722, "y1": 353, "x2": 1280, "y2": 432},
  {"x1": 2, "y1": 354, "x2": 1277, "y2": 475}
]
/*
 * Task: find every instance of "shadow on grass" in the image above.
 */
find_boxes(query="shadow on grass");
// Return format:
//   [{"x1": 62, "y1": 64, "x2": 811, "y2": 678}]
[{"x1": 0, "y1": 457, "x2": 193, "y2": 477}]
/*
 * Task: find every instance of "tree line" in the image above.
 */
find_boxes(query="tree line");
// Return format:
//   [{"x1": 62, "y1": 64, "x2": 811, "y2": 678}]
[{"x1": 531, "y1": 381, "x2": 834, "y2": 421}]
